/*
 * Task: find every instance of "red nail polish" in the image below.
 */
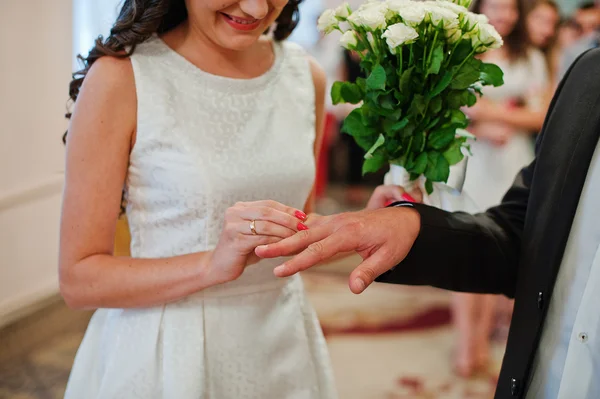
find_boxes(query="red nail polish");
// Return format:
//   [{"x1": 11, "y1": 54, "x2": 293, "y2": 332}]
[
  {"x1": 297, "y1": 222, "x2": 309, "y2": 231},
  {"x1": 385, "y1": 200, "x2": 396, "y2": 207},
  {"x1": 402, "y1": 193, "x2": 416, "y2": 203},
  {"x1": 295, "y1": 210, "x2": 307, "y2": 220}
]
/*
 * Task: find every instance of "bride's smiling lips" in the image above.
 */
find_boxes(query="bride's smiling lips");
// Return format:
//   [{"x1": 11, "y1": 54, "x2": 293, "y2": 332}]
[{"x1": 220, "y1": 13, "x2": 262, "y2": 31}]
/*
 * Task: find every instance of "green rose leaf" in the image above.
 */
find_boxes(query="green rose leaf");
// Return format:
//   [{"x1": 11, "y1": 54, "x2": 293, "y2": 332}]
[
  {"x1": 428, "y1": 127, "x2": 456, "y2": 150},
  {"x1": 365, "y1": 90, "x2": 381, "y2": 106},
  {"x1": 449, "y1": 109, "x2": 468, "y2": 128},
  {"x1": 362, "y1": 152, "x2": 387, "y2": 175},
  {"x1": 341, "y1": 109, "x2": 376, "y2": 151},
  {"x1": 412, "y1": 152, "x2": 428, "y2": 174},
  {"x1": 450, "y1": 41, "x2": 473, "y2": 65},
  {"x1": 378, "y1": 93, "x2": 397, "y2": 110},
  {"x1": 447, "y1": 89, "x2": 477, "y2": 108},
  {"x1": 388, "y1": 109, "x2": 403, "y2": 121},
  {"x1": 427, "y1": 44, "x2": 444, "y2": 75},
  {"x1": 430, "y1": 96, "x2": 443, "y2": 114},
  {"x1": 409, "y1": 94, "x2": 428, "y2": 117},
  {"x1": 365, "y1": 134, "x2": 385, "y2": 159},
  {"x1": 465, "y1": 90, "x2": 477, "y2": 106},
  {"x1": 340, "y1": 82, "x2": 363, "y2": 104},
  {"x1": 425, "y1": 116, "x2": 441, "y2": 131},
  {"x1": 341, "y1": 108, "x2": 367, "y2": 136},
  {"x1": 425, "y1": 151, "x2": 450, "y2": 182},
  {"x1": 399, "y1": 66, "x2": 414, "y2": 94},
  {"x1": 331, "y1": 81, "x2": 362, "y2": 104},
  {"x1": 442, "y1": 139, "x2": 465, "y2": 165},
  {"x1": 429, "y1": 70, "x2": 453, "y2": 98},
  {"x1": 425, "y1": 179, "x2": 434, "y2": 195},
  {"x1": 383, "y1": 117, "x2": 409, "y2": 135},
  {"x1": 356, "y1": 77, "x2": 367, "y2": 93},
  {"x1": 386, "y1": 138, "x2": 402, "y2": 157},
  {"x1": 367, "y1": 64, "x2": 387, "y2": 91},
  {"x1": 360, "y1": 58, "x2": 374, "y2": 72},
  {"x1": 479, "y1": 62, "x2": 504, "y2": 87},
  {"x1": 331, "y1": 82, "x2": 343, "y2": 105},
  {"x1": 451, "y1": 58, "x2": 482, "y2": 90}
]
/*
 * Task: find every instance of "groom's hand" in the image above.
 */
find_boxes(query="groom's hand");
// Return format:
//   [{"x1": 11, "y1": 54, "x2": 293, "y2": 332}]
[{"x1": 255, "y1": 206, "x2": 421, "y2": 294}]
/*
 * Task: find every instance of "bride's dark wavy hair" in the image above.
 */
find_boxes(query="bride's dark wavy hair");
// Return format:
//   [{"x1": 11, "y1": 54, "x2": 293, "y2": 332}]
[{"x1": 63, "y1": 0, "x2": 302, "y2": 143}]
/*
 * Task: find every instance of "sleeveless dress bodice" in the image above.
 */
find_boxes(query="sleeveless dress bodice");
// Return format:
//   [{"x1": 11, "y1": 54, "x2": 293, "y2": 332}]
[
  {"x1": 64, "y1": 36, "x2": 337, "y2": 399},
  {"x1": 126, "y1": 37, "x2": 315, "y2": 295}
]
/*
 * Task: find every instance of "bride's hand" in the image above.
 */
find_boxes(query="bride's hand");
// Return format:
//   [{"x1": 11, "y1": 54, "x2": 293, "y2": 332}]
[
  {"x1": 207, "y1": 201, "x2": 308, "y2": 285},
  {"x1": 365, "y1": 185, "x2": 424, "y2": 209}
]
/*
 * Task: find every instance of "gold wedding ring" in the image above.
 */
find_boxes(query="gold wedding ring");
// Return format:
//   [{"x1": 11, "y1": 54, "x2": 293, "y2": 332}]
[{"x1": 250, "y1": 220, "x2": 258, "y2": 235}]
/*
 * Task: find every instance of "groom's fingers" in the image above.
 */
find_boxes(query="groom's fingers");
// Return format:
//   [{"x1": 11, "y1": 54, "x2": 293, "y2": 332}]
[
  {"x1": 348, "y1": 248, "x2": 394, "y2": 294},
  {"x1": 272, "y1": 231, "x2": 359, "y2": 277},
  {"x1": 255, "y1": 224, "x2": 331, "y2": 259}
]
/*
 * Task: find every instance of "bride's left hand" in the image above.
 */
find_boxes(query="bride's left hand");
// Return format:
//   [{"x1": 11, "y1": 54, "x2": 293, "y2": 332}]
[{"x1": 365, "y1": 185, "x2": 423, "y2": 209}]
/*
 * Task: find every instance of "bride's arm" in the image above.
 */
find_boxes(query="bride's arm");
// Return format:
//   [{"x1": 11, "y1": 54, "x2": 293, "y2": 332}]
[
  {"x1": 59, "y1": 57, "x2": 228, "y2": 310},
  {"x1": 303, "y1": 56, "x2": 327, "y2": 216}
]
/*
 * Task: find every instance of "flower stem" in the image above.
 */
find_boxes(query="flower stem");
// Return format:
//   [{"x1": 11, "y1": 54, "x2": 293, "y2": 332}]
[
  {"x1": 424, "y1": 30, "x2": 439, "y2": 79},
  {"x1": 358, "y1": 31, "x2": 376, "y2": 58},
  {"x1": 455, "y1": 47, "x2": 477, "y2": 73},
  {"x1": 397, "y1": 48, "x2": 403, "y2": 77},
  {"x1": 426, "y1": 31, "x2": 439, "y2": 68},
  {"x1": 444, "y1": 33, "x2": 467, "y2": 68}
]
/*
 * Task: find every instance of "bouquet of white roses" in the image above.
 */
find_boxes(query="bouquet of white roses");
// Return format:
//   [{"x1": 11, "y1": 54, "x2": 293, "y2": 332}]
[{"x1": 319, "y1": 0, "x2": 504, "y2": 194}]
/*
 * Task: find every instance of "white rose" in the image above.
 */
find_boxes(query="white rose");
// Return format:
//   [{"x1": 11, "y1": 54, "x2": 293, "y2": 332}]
[
  {"x1": 452, "y1": 0, "x2": 473, "y2": 8},
  {"x1": 356, "y1": 0, "x2": 387, "y2": 13},
  {"x1": 348, "y1": 2, "x2": 388, "y2": 30},
  {"x1": 426, "y1": 4, "x2": 459, "y2": 29},
  {"x1": 335, "y1": 2, "x2": 352, "y2": 18},
  {"x1": 479, "y1": 22, "x2": 503, "y2": 48},
  {"x1": 460, "y1": 11, "x2": 480, "y2": 32},
  {"x1": 317, "y1": 9, "x2": 339, "y2": 34},
  {"x1": 386, "y1": 0, "x2": 414, "y2": 10},
  {"x1": 388, "y1": 1, "x2": 427, "y2": 26},
  {"x1": 340, "y1": 30, "x2": 359, "y2": 49},
  {"x1": 445, "y1": 27, "x2": 463, "y2": 43},
  {"x1": 477, "y1": 13, "x2": 489, "y2": 24},
  {"x1": 470, "y1": 22, "x2": 503, "y2": 51},
  {"x1": 429, "y1": 0, "x2": 468, "y2": 15},
  {"x1": 381, "y1": 22, "x2": 419, "y2": 52}
]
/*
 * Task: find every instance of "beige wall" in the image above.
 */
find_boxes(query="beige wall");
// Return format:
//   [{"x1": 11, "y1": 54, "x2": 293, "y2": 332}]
[{"x1": 0, "y1": 0, "x2": 72, "y2": 326}]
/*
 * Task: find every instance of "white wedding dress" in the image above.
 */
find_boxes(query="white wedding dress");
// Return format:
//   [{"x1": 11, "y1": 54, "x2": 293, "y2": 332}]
[{"x1": 64, "y1": 36, "x2": 337, "y2": 399}]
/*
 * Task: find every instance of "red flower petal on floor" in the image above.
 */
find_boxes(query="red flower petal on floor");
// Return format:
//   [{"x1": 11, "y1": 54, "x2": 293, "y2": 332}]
[{"x1": 396, "y1": 376, "x2": 424, "y2": 392}]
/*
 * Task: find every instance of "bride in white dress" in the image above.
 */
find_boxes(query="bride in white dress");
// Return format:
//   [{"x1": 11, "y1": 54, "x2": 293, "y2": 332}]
[{"x1": 59, "y1": 0, "x2": 405, "y2": 397}]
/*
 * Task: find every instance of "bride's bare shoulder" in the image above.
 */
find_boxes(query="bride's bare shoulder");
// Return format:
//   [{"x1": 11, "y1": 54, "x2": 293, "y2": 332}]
[{"x1": 70, "y1": 55, "x2": 136, "y2": 145}]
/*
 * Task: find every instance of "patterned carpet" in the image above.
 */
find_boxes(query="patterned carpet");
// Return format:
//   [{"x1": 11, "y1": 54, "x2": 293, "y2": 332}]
[{"x1": 304, "y1": 265, "x2": 505, "y2": 399}]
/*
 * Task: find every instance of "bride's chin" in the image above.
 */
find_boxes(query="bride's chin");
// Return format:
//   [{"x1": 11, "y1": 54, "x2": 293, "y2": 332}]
[
  {"x1": 214, "y1": 26, "x2": 267, "y2": 50},
  {"x1": 225, "y1": 38, "x2": 262, "y2": 51}
]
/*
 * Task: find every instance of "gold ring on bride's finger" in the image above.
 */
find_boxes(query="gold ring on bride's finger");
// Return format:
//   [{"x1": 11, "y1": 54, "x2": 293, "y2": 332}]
[{"x1": 250, "y1": 220, "x2": 258, "y2": 235}]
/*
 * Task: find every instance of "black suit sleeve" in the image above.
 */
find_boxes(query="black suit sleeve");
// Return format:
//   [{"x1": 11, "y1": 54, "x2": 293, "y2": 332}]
[
  {"x1": 375, "y1": 162, "x2": 531, "y2": 298},
  {"x1": 375, "y1": 48, "x2": 588, "y2": 299}
]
